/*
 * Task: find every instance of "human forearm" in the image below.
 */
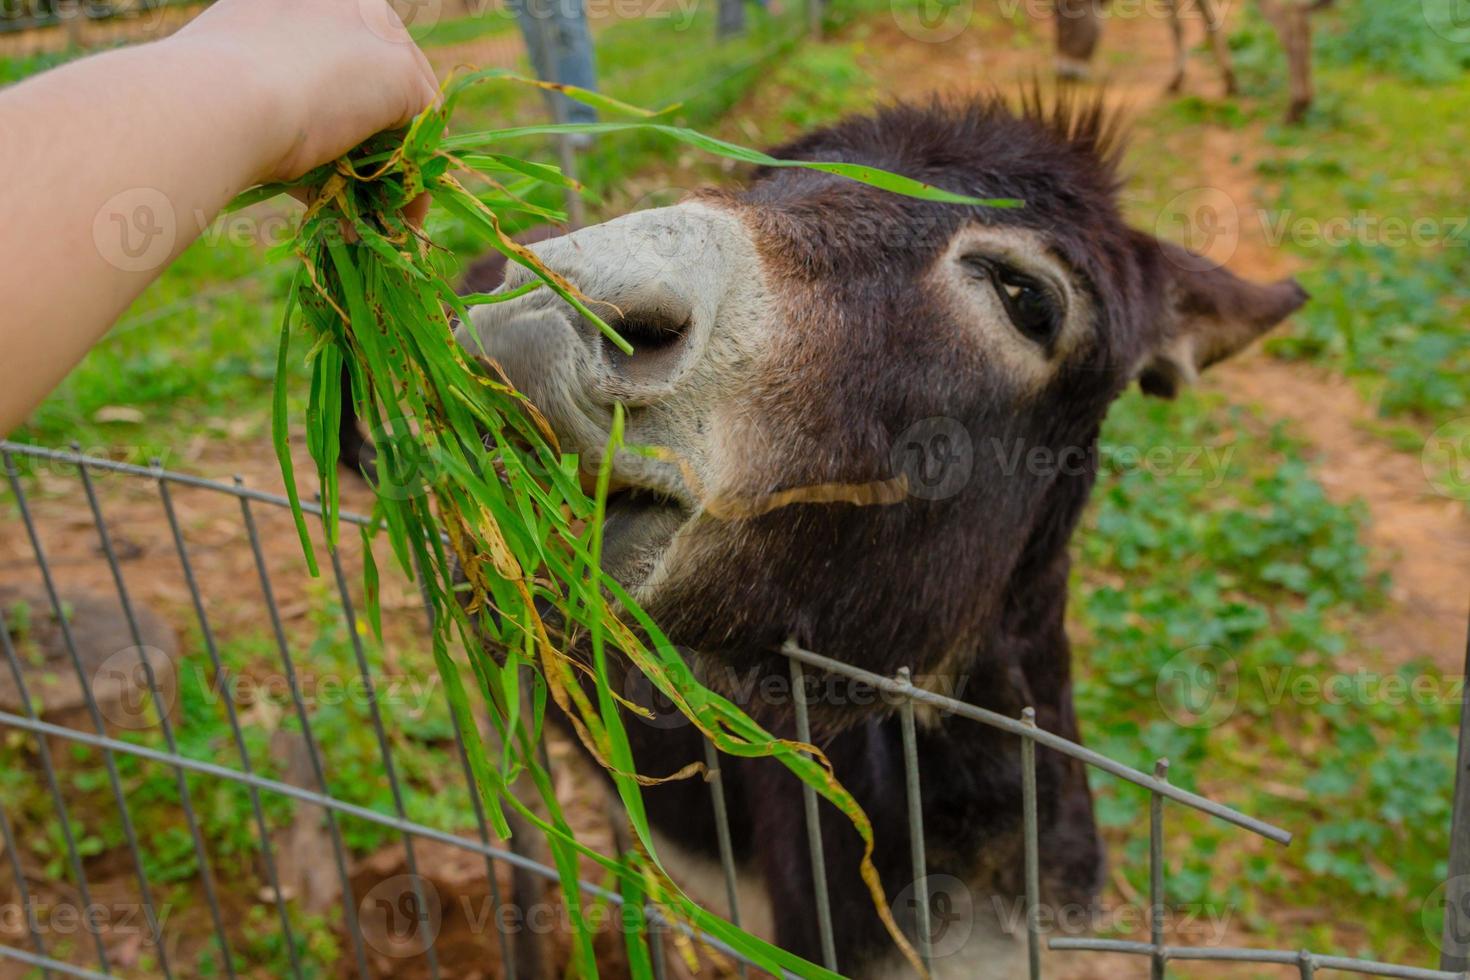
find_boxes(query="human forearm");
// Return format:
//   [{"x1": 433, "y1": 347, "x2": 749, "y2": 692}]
[
  {"x1": 0, "y1": 39, "x2": 285, "y2": 433},
  {"x1": 0, "y1": 0, "x2": 437, "y2": 436}
]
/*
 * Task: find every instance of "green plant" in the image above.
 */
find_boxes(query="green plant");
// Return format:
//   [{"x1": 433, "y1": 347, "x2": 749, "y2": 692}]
[
  {"x1": 1073, "y1": 389, "x2": 1453, "y2": 963},
  {"x1": 1316, "y1": 0, "x2": 1470, "y2": 84}
]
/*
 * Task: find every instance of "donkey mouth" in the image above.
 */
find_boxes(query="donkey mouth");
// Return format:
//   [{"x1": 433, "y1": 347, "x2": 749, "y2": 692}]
[{"x1": 600, "y1": 487, "x2": 691, "y2": 593}]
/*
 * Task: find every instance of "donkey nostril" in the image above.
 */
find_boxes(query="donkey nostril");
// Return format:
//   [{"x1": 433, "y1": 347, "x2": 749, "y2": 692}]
[
  {"x1": 600, "y1": 310, "x2": 693, "y2": 385},
  {"x1": 606, "y1": 312, "x2": 689, "y2": 354}
]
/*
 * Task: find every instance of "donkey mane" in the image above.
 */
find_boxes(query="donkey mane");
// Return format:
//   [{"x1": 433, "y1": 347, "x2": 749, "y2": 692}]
[{"x1": 757, "y1": 88, "x2": 1128, "y2": 198}]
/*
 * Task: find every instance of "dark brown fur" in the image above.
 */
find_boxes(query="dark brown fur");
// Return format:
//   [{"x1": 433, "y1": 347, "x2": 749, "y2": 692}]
[
  {"x1": 430, "y1": 94, "x2": 1302, "y2": 975},
  {"x1": 557, "y1": 95, "x2": 1306, "y2": 972}
]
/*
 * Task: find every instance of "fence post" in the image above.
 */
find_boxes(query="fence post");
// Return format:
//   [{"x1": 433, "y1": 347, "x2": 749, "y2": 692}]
[
  {"x1": 717, "y1": 0, "x2": 747, "y2": 39},
  {"x1": 1150, "y1": 759, "x2": 1170, "y2": 980},
  {"x1": 1021, "y1": 707, "x2": 1042, "y2": 980},
  {"x1": 897, "y1": 667, "x2": 933, "y2": 971},
  {"x1": 1441, "y1": 604, "x2": 1470, "y2": 971},
  {"x1": 788, "y1": 656, "x2": 839, "y2": 971},
  {"x1": 514, "y1": 0, "x2": 597, "y2": 227},
  {"x1": 58, "y1": 0, "x2": 83, "y2": 47}
]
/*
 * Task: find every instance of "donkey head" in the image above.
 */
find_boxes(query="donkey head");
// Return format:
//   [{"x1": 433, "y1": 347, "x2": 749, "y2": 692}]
[
  {"x1": 459, "y1": 96, "x2": 1303, "y2": 703},
  {"x1": 458, "y1": 96, "x2": 1303, "y2": 969}
]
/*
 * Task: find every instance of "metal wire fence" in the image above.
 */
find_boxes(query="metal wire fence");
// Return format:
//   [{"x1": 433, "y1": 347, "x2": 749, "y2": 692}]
[{"x1": 0, "y1": 441, "x2": 1462, "y2": 978}]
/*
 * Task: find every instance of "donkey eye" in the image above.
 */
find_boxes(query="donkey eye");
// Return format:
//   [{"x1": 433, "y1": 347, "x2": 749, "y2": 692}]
[{"x1": 964, "y1": 256, "x2": 1063, "y2": 353}]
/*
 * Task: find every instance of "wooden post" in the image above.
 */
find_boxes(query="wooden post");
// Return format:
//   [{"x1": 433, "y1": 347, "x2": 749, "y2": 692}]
[{"x1": 717, "y1": 0, "x2": 747, "y2": 38}]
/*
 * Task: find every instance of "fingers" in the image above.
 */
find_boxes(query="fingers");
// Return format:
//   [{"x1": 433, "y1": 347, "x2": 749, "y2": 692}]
[
  {"x1": 404, "y1": 193, "x2": 431, "y2": 229},
  {"x1": 394, "y1": 69, "x2": 442, "y2": 130},
  {"x1": 374, "y1": 0, "x2": 440, "y2": 126},
  {"x1": 285, "y1": 186, "x2": 429, "y2": 234},
  {"x1": 410, "y1": 37, "x2": 441, "y2": 100}
]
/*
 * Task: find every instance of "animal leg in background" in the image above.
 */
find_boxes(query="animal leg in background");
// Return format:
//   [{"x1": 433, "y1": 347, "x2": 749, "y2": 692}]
[
  {"x1": 1162, "y1": 0, "x2": 1240, "y2": 97},
  {"x1": 1163, "y1": 0, "x2": 1187, "y2": 92},
  {"x1": 1260, "y1": 0, "x2": 1331, "y2": 123},
  {"x1": 1197, "y1": 0, "x2": 1238, "y2": 95},
  {"x1": 1054, "y1": 0, "x2": 1107, "y2": 81}
]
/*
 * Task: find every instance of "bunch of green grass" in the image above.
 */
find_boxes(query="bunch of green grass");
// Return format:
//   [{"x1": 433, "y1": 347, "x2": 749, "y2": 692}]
[{"x1": 255, "y1": 70, "x2": 1014, "y2": 978}]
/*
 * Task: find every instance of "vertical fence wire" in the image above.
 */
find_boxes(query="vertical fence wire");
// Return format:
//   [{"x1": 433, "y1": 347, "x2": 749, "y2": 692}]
[
  {"x1": 324, "y1": 531, "x2": 442, "y2": 980},
  {"x1": 3, "y1": 450, "x2": 174, "y2": 980},
  {"x1": 0, "y1": 792, "x2": 48, "y2": 972},
  {"x1": 788, "y1": 654, "x2": 838, "y2": 970},
  {"x1": 75, "y1": 451, "x2": 238, "y2": 979},
  {"x1": 0, "y1": 601, "x2": 109, "y2": 974},
  {"x1": 1150, "y1": 759, "x2": 1170, "y2": 980},
  {"x1": 1021, "y1": 707, "x2": 1042, "y2": 980},
  {"x1": 702, "y1": 738, "x2": 749, "y2": 979},
  {"x1": 155, "y1": 469, "x2": 306, "y2": 979},
  {"x1": 236, "y1": 484, "x2": 371, "y2": 979},
  {"x1": 1441, "y1": 603, "x2": 1470, "y2": 971},
  {"x1": 896, "y1": 666, "x2": 932, "y2": 971}
]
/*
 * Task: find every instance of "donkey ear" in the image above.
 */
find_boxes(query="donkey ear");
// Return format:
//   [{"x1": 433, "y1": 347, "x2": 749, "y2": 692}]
[{"x1": 1132, "y1": 235, "x2": 1308, "y2": 398}]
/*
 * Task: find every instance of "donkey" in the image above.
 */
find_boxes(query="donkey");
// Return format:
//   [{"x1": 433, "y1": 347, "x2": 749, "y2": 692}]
[
  {"x1": 455, "y1": 94, "x2": 1305, "y2": 977},
  {"x1": 1055, "y1": 0, "x2": 1332, "y2": 123}
]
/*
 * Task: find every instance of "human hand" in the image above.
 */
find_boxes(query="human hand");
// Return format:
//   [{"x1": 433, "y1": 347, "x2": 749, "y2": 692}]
[{"x1": 172, "y1": 0, "x2": 440, "y2": 186}]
